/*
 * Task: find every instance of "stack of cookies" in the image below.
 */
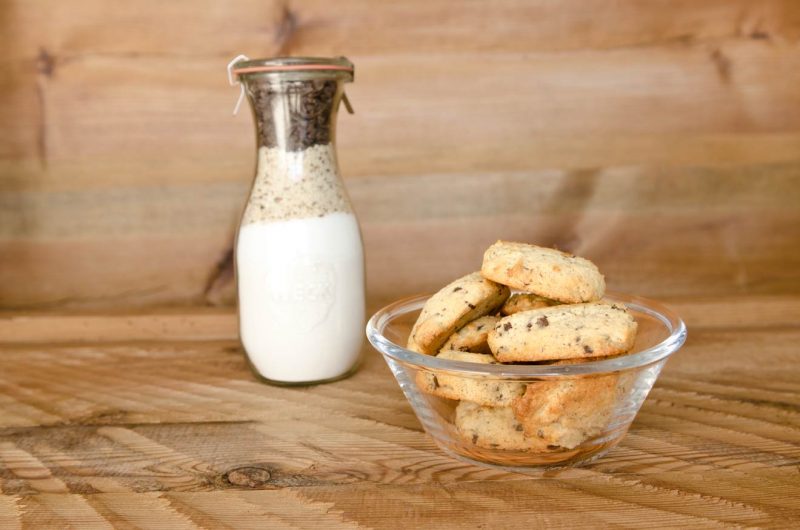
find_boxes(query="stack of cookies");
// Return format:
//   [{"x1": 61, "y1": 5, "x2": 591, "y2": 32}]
[{"x1": 408, "y1": 241, "x2": 638, "y2": 451}]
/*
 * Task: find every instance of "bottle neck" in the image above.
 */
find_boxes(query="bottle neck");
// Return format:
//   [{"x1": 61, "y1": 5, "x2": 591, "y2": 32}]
[{"x1": 243, "y1": 76, "x2": 343, "y2": 153}]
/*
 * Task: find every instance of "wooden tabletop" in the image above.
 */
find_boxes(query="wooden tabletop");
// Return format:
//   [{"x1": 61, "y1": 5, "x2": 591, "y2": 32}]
[{"x1": 1, "y1": 295, "x2": 799, "y2": 528}]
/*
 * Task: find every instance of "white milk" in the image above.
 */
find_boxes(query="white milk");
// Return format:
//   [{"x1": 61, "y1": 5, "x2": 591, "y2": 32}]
[{"x1": 236, "y1": 211, "x2": 365, "y2": 383}]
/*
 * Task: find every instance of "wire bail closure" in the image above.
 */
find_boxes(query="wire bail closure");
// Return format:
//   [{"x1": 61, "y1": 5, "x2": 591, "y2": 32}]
[
  {"x1": 227, "y1": 55, "x2": 355, "y2": 116},
  {"x1": 227, "y1": 54, "x2": 250, "y2": 116},
  {"x1": 341, "y1": 92, "x2": 354, "y2": 114}
]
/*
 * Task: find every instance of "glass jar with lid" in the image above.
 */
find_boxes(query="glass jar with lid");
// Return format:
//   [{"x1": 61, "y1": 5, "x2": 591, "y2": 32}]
[{"x1": 231, "y1": 57, "x2": 364, "y2": 385}]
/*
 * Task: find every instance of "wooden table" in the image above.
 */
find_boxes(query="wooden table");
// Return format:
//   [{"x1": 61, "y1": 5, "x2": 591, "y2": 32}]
[{"x1": 1, "y1": 295, "x2": 799, "y2": 528}]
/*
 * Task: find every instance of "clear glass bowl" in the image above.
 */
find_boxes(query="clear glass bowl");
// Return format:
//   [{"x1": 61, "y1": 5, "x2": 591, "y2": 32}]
[{"x1": 366, "y1": 292, "x2": 687, "y2": 471}]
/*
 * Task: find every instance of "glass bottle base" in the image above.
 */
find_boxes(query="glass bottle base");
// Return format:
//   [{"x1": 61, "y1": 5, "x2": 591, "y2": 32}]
[{"x1": 244, "y1": 353, "x2": 362, "y2": 387}]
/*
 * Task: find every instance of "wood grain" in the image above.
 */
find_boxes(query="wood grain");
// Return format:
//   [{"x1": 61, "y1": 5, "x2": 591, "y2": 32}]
[
  {"x1": 1, "y1": 294, "x2": 798, "y2": 345},
  {"x1": 0, "y1": 296, "x2": 799, "y2": 527},
  {"x1": 2, "y1": 161, "x2": 798, "y2": 308},
  {"x1": 5, "y1": 40, "x2": 800, "y2": 189},
  {"x1": 1, "y1": 0, "x2": 800, "y2": 309},
  {"x1": 6, "y1": 0, "x2": 799, "y2": 59}
]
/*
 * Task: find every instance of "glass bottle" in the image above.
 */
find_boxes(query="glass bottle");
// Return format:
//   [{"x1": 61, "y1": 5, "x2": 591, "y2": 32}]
[{"x1": 232, "y1": 57, "x2": 364, "y2": 385}]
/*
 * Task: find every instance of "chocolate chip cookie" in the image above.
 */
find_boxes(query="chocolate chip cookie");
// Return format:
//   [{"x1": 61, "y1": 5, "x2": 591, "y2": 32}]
[
  {"x1": 481, "y1": 241, "x2": 605, "y2": 303},
  {"x1": 407, "y1": 272, "x2": 509, "y2": 354},
  {"x1": 455, "y1": 401, "x2": 550, "y2": 451},
  {"x1": 440, "y1": 315, "x2": 499, "y2": 354},
  {"x1": 512, "y1": 372, "x2": 627, "y2": 449},
  {"x1": 416, "y1": 351, "x2": 525, "y2": 407},
  {"x1": 500, "y1": 293, "x2": 560, "y2": 316},
  {"x1": 488, "y1": 302, "x2": 637, "y2": 362}
]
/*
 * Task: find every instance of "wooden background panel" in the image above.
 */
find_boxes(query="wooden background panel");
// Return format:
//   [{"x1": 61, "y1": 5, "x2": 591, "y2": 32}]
[{"x1": 1, "y1": 0, "x2": 799, "y2": 308}]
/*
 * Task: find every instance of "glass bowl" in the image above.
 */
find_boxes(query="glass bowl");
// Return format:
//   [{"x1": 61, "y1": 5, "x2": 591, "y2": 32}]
[{"x1": 366, "y1": 292, "x2": 687, "y2": 471}]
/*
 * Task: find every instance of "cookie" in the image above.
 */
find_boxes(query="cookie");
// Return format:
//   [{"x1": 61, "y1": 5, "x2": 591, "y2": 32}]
[
  {"x1": 512, "y1": 373, "x2": 625, "y2": 449},
  {"x1": 488, "y1": 302, "x2": 637, "y2": 362},
  {"x1": 500, "y1": 293, "x2": 559, "y2": 316},
  {"x1": 440, "y1": 315, "x2": 499, "y2": 354},
  {"x1": 455, "y1": 401, "x2": 549, "y2": 451},
  {"x1": 481, "y1": 241, "x2": 605, "y2": 303},
  {"x1": 416, "y1": 351, "x2": 525, "y2": 407},
  {"x1": 407, "y1": 272, "x2": 510, "y2": 354}
]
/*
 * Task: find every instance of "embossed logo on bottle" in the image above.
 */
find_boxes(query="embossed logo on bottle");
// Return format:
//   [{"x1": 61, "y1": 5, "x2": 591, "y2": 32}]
[{"x1": 267, "y1": 257, "x2": 336, "y2": 331}]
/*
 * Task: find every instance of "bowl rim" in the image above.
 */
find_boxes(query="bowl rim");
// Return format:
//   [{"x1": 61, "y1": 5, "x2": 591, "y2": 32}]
[{"x1": 366, "y1": 291, "x2": 687, "y2": 378}]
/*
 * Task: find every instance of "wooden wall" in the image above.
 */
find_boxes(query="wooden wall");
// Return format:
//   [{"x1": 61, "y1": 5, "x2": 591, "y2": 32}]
[{"x1": 1, "y1": 0, "x2": 799, "y2": 310}]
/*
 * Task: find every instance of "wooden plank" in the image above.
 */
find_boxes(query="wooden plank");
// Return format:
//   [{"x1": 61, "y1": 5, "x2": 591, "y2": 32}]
[
  {"x1": 0, "y1": 295, "x2": 797, "y2": 345},
  {"x1": 0, "y1": 236, "x2": 232, "y2": 308},
  {"x1": 290, "y1": 0, "x2": 800, "y2": 55},
  {"x1": 1, "y1": 162, "x2": 798, "y2": 308},
  {"x1": 4, "y1": 483, "x2": 793, "y2": 529},
  {"x1": 6, "y1": 0, "x2": 800, "y2": 58},
  {"x1": 3, "y1": 38, "x2": 800, "y2": 193},
  {"x1": 4, "y1": 2, "x2": 800, "y2": 187},
  {"x1": 0, "y1": 308, "x2": 238, "y2": 345},
  {"x1": 4, "y1": 163, "x2": 798, "y2": 239},
  {"x1": 4, "y1": 483, "x2": 797, "y2": 529}
]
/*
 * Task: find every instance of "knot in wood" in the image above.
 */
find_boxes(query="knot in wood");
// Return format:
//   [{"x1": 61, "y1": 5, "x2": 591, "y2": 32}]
[{"x1": 225, "y1": 466, "x2": 272, "y2": 488}]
